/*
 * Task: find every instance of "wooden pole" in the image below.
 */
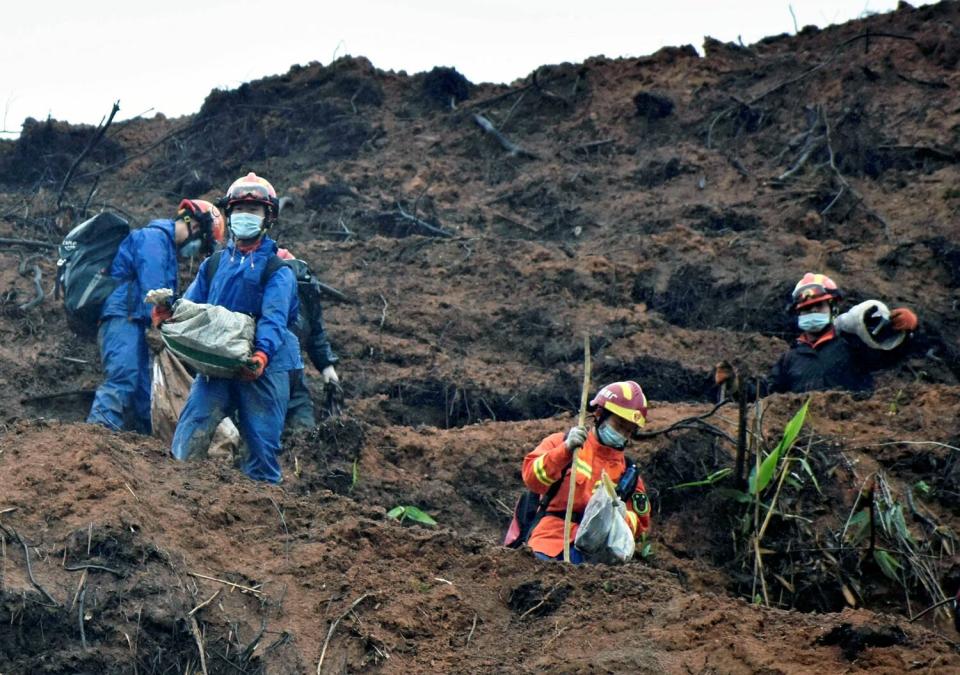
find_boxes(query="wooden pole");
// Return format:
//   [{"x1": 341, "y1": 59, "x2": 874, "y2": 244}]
[{"x1": 563, "y1": 334, "x2": 591, "y2": 563}]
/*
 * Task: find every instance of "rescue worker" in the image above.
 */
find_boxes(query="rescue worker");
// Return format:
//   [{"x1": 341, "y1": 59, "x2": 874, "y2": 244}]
[
  {"x1": 162, "y1": 173, "x2": 302, "y2": 483},
  {"x1": 275, "y1": 247, "x2": 341, "y2": 429},
  {"x1": 522, "y1": 380, "x2": 652, "y2": 563},
  {"x1": 716, "y1": 272, "x2": 919, "y2": 395},
  {"x1": 87, "y1": 199, "x2": 224, "y2": 433}
]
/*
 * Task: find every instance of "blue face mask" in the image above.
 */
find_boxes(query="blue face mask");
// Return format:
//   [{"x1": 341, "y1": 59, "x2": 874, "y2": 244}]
[
  {"x1": 178, "y1": 238, "x2": 202, "y2": 259},
  {"x1": 598, "y1": 421, "x2": 628, "y2": 449},
  {"x1": 798, "y1": 312, "x2": 831, "y2": 333},
  {"x1": 230, "y1": 212, "x2": 263, "y2": 240}
]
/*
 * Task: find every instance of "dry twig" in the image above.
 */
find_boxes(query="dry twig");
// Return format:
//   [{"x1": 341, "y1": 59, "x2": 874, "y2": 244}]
[
  {"x1": 57, "y1": 101, "x2": 120, "y2": 208},
  {"x1": 317, "y1": 593, "x2": 373, "y2": 674},
  {"x1": 472, "y1": 113, "x2": 539, "y2": 159},
  {"x1": 187, "y1": 571, "x2": 263, "y2": 596}
]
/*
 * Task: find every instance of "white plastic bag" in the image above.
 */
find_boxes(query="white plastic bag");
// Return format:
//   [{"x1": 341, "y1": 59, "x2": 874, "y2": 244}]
[
  {"x1": 574, "y1": 470, "x2": 636, "y2": 564},
  {"x1": 159, "y1": 298, "x2": 256, "y2": 378},
  {"x1": 575, "y1": 482, "x2": 615, "y2": 555},
  {"x1": 605, "y1": 500, "x2": 636, "y2": 563}
]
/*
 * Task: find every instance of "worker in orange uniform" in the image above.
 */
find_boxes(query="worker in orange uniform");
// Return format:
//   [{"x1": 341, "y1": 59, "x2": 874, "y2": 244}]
[{"x1": 522, "y1": 380, "x2": 652, "y2": 563}]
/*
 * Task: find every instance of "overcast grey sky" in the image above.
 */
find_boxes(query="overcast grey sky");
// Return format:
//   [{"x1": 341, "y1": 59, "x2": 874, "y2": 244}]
[{"x1": 0, "y1": 0, "x2": 936, "y2": 134}]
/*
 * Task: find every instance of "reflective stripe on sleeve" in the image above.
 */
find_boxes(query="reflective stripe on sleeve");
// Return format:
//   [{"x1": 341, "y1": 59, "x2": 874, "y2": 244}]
[{"x1": 532, "y1": 455, "x2": 554, "y2": 487}]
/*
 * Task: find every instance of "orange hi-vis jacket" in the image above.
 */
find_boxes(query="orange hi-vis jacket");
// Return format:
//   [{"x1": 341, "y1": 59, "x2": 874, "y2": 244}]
[{"x1": 522, "y1": 430, "x2": 651, "y2": 558}]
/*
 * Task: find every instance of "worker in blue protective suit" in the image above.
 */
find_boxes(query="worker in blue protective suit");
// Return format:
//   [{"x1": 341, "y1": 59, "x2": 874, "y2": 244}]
[
  {"x1": 275, "y1": 247, "x2": 341, "y2": 429},
  {"x1": 87, "y1": 199, "x2": 225, "y2": 433},
  {"x1": 162, "y1": 173, "x2": 302, "y2": 484}
]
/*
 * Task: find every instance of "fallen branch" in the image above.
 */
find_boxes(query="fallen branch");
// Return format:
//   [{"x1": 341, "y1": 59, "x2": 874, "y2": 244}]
[
  {"x1": 519, "y1": 584, "x2": 561, "y2": 620},
  {"x1": 472, "y1": 114, "x2": 539, "y2": 159},
  {"x1": 532, "y1": 67, "x2": 572, "y2": 107},
  {"x1": 78, "y1": 582, "x2": 88, "y2": 649},
  {"x1": 636, "y1": 400, "x2": 732, "y2": 439},
  {"x1": 19, "y1": 537, "x2": 59, "y2": 606},
  {"x1": 190, "y1": 616, "x2": 209, "y2": 675},
  {"x1": 186, "y1": 571, "x2": 262, "y2": 596},
  {"x1": 748, "y1": 32, "x2": 916, "y2": 106},
  {"x1": 909, "y1": 596, "x2": 957, "y2": 623},
  {"x1": 317, "y1": 280, "x2": 352, "y2": 303},
  {"x1": 821, "y1": 105, "x2": 893, "y2": 240},
  {"x1": 57, "y1": 100, "x2": 120, "y2": 208},
  {"x1": 317, "y1": 593, "x2": 373, "y2": 674},
  {"x1": 188, "y1": 589, "x2": 221, "y2": 618},
  {"x1": 393, "y1": 203, "x2": 453, "y2": 238},
  {"x1": 63, "y1": 563, "x2": 125, "y2": 576},
  {"x1": 466, "y1": 612, "x2": 478, "y2": 645},
  {"x1": 21, "y1": 389, "x2": 96, "y2": 404}
]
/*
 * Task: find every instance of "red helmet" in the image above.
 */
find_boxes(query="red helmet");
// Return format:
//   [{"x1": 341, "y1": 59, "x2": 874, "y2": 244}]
[
  {"x1": 177, "y1": 198, "x2": 225, "y2": 248},
  {"x1": 224, "y1": 172, "x2": 279, "y2": 218},
  {"x1": 589, "y1": 380, "x2": 648, "y2": 427},
  {"x1": 792, "y1": 272, "x2": 842, "y2": 311}
]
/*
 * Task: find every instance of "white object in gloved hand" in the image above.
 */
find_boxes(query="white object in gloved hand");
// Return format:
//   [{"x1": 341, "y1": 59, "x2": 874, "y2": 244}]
[
  {"x1": 145, "y1": 288, "x2": 175, "y2": 306},
  {"x1": 564, "y1": 425, "x2": 587, "y2": 451},
  {"x1": 321, "y1": 365, "x2": 340, "y2": 384},
  {"x1": 834, "y1": 300, "x2": 905, "y2": 351}
]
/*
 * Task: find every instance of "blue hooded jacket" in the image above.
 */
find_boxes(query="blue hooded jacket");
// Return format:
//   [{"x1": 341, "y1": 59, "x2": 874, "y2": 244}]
[
  {"x1": 184, "y1": 236, "x2": 303, "y2": 373},
  {"x1": 101, "y1": 219, "x2": 178, "y2": 324}
]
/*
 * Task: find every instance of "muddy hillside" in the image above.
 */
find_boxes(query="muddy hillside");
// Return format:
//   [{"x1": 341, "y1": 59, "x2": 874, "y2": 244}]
[{"x1": 2, "y1": 2, "x2": 960, "y2": 673}]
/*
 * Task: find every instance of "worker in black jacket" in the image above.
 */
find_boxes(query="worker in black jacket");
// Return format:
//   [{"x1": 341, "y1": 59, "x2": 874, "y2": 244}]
[
  {"x1": 277, "y1": 248, "x2": 341, "y2": 428},
  {"x1": 716, "y1": 272, "x2": 918, "y2": 396}
]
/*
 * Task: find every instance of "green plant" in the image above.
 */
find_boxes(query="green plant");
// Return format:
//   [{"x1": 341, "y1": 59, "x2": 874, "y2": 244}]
[
  {"x1": 350, "y1": 458, "x2": 360, "y2": 492},
  {"x1": 670, "y1": 467, "x2": 733, "y2": 490},
  {"x1": 747, "y1": 398, "x2": 812, "y2": 606},
  {"x1": 638, "y1": 533, "x2": 654, "y2": 560},
  {"x1": 387, "y1": 505, "x2": 437, "y2": 526}
]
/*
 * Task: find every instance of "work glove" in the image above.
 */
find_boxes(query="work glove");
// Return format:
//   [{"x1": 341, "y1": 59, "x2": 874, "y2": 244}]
[
  {"x1": 239, "y1": 351, "x2": 268, "y2": 381},
  {"x1": 151, "y1": 304, "x2": 173, "y2": 328},
  {"x1": 564, "y1": 425, "x2": 587, "y2": 451},
  {"x1": 714, "y1": 360, "x2": 734, "y2": 387},
  {"x1": 889, "y1": 307, "x2": 918, "y2": 332},
  {"x1": 321, "y1": 365, "x2": 340, "y2": 385},
  {"x1": 145, "y1": 327, "x2": 165, "y2": 354}
]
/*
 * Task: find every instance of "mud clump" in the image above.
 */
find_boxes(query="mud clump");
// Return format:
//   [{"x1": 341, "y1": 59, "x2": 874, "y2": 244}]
[
  {"x1": 817, "y1": 623, "x2": 909, "y2": 661},
  {"x1": 633, "y1": 91, "x2": 675, "y2": 120}
]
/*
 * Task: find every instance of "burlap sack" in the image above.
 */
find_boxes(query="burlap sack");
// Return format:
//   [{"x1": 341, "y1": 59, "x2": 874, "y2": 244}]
[
  {"x1": 150, "y1": 350, "x2": 240, "y2": 459},
  {"x1": 160, "y1": 298, "x2": 255, "y2": 378}
]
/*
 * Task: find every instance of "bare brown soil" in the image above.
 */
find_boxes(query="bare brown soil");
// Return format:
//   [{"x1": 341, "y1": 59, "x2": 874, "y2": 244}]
[{"x1": 1, "y1": 2, "x2": 959, "y2": 672}]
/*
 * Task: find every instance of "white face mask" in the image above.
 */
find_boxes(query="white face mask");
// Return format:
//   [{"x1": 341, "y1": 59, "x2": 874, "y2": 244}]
[
  {"x1": 798, "y1": 312, "x2": 831, "y2": 333},
  {"x1": 230, "y1": 212, "x2": 263, "y2": 239},
  {"x1": 597, "y1": 420, "x2": 628, "y2": 449}
]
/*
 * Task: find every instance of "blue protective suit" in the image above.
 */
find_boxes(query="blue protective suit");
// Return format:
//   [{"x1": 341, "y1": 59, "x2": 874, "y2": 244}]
[
  {"x1": 87, "y1": 220, "x2": 178, "y2": 433},
  {"x1": 171, "y1": 236, "x2": 302, "y2": 483}
]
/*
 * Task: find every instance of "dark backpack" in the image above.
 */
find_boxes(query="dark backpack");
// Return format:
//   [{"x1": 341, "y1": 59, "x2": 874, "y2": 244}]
[
  {"x1": 57, "y1": 212, "x2": 130, "y2": 333},
  {"x1": 503, "y1": 455, "x2": 638, "y2": 549}
]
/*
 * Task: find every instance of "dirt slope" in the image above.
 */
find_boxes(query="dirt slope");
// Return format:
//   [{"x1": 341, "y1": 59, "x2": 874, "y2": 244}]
[{"x1": 1, "y1": 2, "x2": 960, "y2": 673}]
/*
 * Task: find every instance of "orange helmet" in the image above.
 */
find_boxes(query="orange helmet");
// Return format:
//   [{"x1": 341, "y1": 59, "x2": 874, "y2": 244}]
[
  {"x1": 589, "y1": 380, "x2": 648, "y2": 427},
  {"x1": 792, "y1": 273, "x2": 842, "y2": 311},
  {"x1": 223, "y1": 172, "x2": 279, "y2": 219},
  {"x1": 177, "y1": 198, "x2": 225, "y2": 251}
]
